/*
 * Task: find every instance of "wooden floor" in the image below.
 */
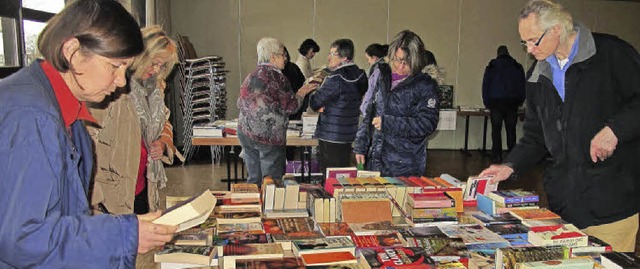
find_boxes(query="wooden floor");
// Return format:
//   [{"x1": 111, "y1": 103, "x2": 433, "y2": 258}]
[{"x1": 136, "y1": 149, "x2": 638, "y2": 268}]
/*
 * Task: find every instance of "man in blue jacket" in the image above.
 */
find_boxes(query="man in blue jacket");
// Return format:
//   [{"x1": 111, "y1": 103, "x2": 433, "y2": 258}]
[
  {"x1": 482, "y1": 45, "x2": 526, "y2": 162},
  {"x1": 481, "y1": 0, "x2": 640, "y2": 252}
]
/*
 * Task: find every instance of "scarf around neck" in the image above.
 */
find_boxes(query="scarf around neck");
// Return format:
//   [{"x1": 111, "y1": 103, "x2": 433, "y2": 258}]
[{"x1": 129, "y1": 76, "x2": 167, "y2": 209}]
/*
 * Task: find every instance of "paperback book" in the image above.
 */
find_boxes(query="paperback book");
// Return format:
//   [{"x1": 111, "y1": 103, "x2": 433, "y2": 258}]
[{"x1": 358, "y1": 247, "x2": 436, "y2": 268}]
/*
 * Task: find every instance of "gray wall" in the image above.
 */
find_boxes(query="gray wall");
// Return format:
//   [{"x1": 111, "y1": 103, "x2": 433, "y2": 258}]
[{"x1": 171, "y1": 0, "x2": 640, "y2": 149}]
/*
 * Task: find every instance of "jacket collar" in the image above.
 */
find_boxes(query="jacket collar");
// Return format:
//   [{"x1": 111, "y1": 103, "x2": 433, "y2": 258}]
[{"x1": 528, "y1": 23, "x2": 596, "y2": 82}]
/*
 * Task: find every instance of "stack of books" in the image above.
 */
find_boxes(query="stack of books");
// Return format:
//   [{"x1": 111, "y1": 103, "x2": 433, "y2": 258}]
[{"x1": 404, "y1": 191, "x2": 458, "y2": 227}]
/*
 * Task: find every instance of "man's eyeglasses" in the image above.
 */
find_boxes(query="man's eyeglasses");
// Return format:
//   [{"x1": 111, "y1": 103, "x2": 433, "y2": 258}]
[
  {"x1": 329, "y1": 51, "x2": 340, "y2": 57},
  {"x1": 521, "y1": 29, "x2": 548, "y2": 48}
]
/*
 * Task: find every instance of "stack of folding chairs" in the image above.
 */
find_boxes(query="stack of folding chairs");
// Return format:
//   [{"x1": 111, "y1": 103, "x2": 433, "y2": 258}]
[{"x1": 175, "y1": 35, "x2": 228, "y2": 162}]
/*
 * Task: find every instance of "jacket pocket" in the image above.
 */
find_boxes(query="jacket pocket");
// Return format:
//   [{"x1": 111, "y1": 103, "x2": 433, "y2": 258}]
[{"x1": 585, "y1": 162, "x2": 633, "y2": 219}]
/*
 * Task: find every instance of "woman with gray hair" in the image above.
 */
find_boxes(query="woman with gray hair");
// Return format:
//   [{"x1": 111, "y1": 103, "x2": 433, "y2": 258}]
[
  {"x1": 237, "y1": 37, "x2": 316, "y2": 186},
  {"x1": 353, "y1": 30, "x2": 440, "y2": 177}
]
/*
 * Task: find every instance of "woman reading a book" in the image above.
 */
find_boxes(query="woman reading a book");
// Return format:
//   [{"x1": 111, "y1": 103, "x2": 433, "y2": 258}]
[
  {"x1": 88, "y1": 26, "x2": 183, "y2": 215},
  {"x1": 0, "y1": 0, "x2": 176, "y2": 267},
  {"x1": 354, "y1": 30, "x2": 440, "y2": 177}
]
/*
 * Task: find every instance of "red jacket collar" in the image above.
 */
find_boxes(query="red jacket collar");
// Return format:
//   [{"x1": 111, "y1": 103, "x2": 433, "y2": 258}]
[{"x1": 40, "y1": 61, "x2": 97, "y2": 128}]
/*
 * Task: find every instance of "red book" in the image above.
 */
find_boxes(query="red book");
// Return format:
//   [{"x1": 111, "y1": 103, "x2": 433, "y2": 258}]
[
  {"x1": 406, "y1": 192, "x2": 455, "y2": 208},
  {"x1": 301, "y1": 251, "x2": 357, "y2": 266}
]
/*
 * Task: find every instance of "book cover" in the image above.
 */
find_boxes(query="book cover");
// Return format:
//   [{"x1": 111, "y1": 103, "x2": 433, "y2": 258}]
[
  {"x1": 406, "y1": 206, "x2": 457, "y2": 219},
  {"x1": 292, "y1": 236, "x2": 356, "y2": 256},
  {"x1": 359, "y1": 247, "x2": 436, "y2": 268},
  {"x1": 269, "y1": 217, "x2": 324, "y2": 241},
  {"x1": 351, "y1": 232, "x2": 404, "y2": 248},
  {"x1": 263, "y1": 208, "x2": 309, "y2": 219},
  {"x1": 326, "y1": 167, "x2": 358, "y2": 180},
  {"x1": 230, "y1": 183, "x2": 261, "y2": 199},
  {"x1": 301, "y1": 251, "x2": 358, "y2": 266},
  {"x1": 570, "y1": 236, "x2": 613, "y2": 255},
  {"x1": 486, "y1": 222, "x2": 529, "y2": 234},
  {"x1": 153, "y1": 190, "x2": 217, "y2": 232},
  {"x1": 463, "y1": 175, "x2": 499, "y2": 201},
  {"x1": 235, "y1": 258, "x2": 305, "y2": 269},
  {"x1": 516, "y1": 257, "x2": 594, "y2": 268},
  {"x1": 154, "y1": 245, "x2": 215, "y2": 265},
  {"x1": 472, "y1": 212, "x2": 522, "y2": 226},
  {"x1": 465, "y1": 241, "x2": 512, "y2": 256},
  {"x1": 410, "y1": 237, "x2": 471, "y2": 261},
  {"x1": 216, "y1": 231, "x2": 268, "y2": 245},
  {"x1": 170, "y1": 229, "x2": 212, "y2": 246},
  {"x1": 348, "y1": 221, "x2": 397, "y2": 236},
  {"x1": 406, "y1": 192, "x2": 455, "y2": 208},
  {"x1": 219, "y1": 243, "x2": 284, "y2": 260},
  {"x1": 357, "y1": 170, "x2": 381, "y2": 178},
  {"x1": 488, "y1": 189, "x2": 539, "y2": 204},
  {"x1": 341, "y1": 199, "x2": 392, "y2": 223},
  {"x1": 495, "y1": 245, "x2": 569, "y2": 269},
  {"x1": 318, "y1": 222, "x2": 354, "y2": 237},
  {"x1": 509, "y1": 208, "x2": 561, "y2": 221},
  {"x1": 439, "y1": 224, "x2": 509, "y2": 245},
  {"x1": 217, "y1": 222, "x2": 264, "y2": 234},
  {"x1": 528, "y1": 224, "x2": 588, "y2": 247},
  {"x1": 213, "y1": 210, "x2": 261, "y2": 224},
  {"x1": 397, "y1": 226, "x2": 447, "y2": 239}
]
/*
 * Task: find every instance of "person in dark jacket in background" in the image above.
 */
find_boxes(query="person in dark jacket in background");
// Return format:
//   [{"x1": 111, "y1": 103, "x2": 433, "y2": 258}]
[
  {"x1": 360, "y1": 43, "x2": 389, "y2": 115},
  {"x1": 282, "y1": 46, "x2": 307, "y2": 162},
  {"x1": 309, "y1": 39, "x2": 367, "y2": 176},
  {"x1": 354, "y1": 30, "x2": 440, "y2": 177},
  {"x1": 0, "y1": 0, "x2": 177, "y2": 267},
  {"x1": 283, "y1": 46, "x2": 307, "y2": 120},
  {"x1": 482, "y1": 45, "x2": 526, "y2": 162},
  {"x1": 480, "y1": 0, "x2": 640, "y2": 252}
]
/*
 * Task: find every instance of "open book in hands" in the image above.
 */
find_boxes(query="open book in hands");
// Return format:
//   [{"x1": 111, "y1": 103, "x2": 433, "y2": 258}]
[{"x1": 152, "y1": 190, "x2": 216, "y2": 232}]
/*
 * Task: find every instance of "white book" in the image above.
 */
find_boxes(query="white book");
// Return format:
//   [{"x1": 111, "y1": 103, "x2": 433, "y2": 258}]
[{"x1": 153, "y1": 190, "x2": 216, "y2": 232}]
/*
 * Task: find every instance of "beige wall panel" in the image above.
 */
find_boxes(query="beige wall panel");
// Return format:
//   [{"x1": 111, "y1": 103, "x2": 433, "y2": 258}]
[
  {"x1": 172, "y1": 0, "x2": 241, "y2": 117},
  {"x1": 314, "y1": 0, "x2": 388, "y2": 71},
  {"x1": 388, "y1": 0, "x2": 460, "y2": 87},
  {"x1": 590, "y1": 1, "x2": 640, "y2": 50},
  {"x1": 240, "y1": 0, "x2": 314, "y2": 85}
]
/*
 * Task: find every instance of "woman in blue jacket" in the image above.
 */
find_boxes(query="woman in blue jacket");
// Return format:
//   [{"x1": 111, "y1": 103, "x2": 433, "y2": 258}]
[
  {"x1": 0, "y1": 1, "x2": 176, "y2": 268},
  {"x1": 354, "y1": 30, "x2": 440, "y2": 177}
]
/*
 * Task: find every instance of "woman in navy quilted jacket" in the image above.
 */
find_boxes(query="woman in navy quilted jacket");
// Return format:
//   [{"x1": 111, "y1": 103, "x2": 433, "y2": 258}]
[{"x1": 354, "y1": 30, "x2": 440, "y2": 177}]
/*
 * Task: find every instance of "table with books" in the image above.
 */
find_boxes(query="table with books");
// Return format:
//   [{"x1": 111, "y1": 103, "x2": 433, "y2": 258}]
[
  {"x1": 149, "y1": 174, "x2": 640, "y2": 269},
  {"x1": 192, "y1": 136, "x2": 319, "y2": 189}
]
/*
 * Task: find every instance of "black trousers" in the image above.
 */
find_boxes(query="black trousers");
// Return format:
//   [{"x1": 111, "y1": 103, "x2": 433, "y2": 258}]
[
  {"x1": 134, "y1": 182, "x2": 149, "y2": 214},
  {"x1": 318, "y1": 140, "x2": 353, "y2": 177},
  {"x1": 489, "y1": 102, "x2": 519, "y2": 158}
]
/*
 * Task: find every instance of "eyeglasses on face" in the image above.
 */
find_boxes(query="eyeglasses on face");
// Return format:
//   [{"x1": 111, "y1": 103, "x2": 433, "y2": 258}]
[
  {"x1": 151, "y1": 61, "x2": 167, "y2": 70},
  {"x1": 329, "y1": 51, "x2": 340, "y2": 57},
  {"x1": 391, "y1": 57, "x2": 409, "y2": 66},
  {"x1": 521, "y1": 29, "x2": 548, "y2": 48}
]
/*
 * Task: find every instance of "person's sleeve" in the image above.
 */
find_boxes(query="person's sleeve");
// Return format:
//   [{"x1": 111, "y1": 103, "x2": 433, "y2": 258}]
[
  {"x1": 0, "y1": 110, "x2": 138, "y2": 268},
  {"x1": 605, "y1": 40, "x2": 640, "y2": 142},
  {"x1": 360, "y1": 69, "x2": 380, "y2": 114},
  {"x1": 159, "y1": 105, "x2": 184, "y2": 164},
  {"x1": 517, "y1": 64, "x2": 526, "y2": 106},
  {"x1": 381, "y1": 81, "x2": 439, "y2": 139},
  {"x1": 504, "y1": 97, "x2": 549, "y2": 177},
  {"x1": 353, "y1": 99, "x2": 374, "y2": 155},
  {"x1": 482, "y1": 65, "x2": 491, "y2": 107},
  {"x1": 309, "y1": 75, "x2": 341, "y2": 111}
]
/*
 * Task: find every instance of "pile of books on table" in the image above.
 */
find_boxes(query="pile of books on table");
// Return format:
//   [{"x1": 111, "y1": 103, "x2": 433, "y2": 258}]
[{"x1": 151, "y1": 173, "x2": 638, "y2": 269}]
